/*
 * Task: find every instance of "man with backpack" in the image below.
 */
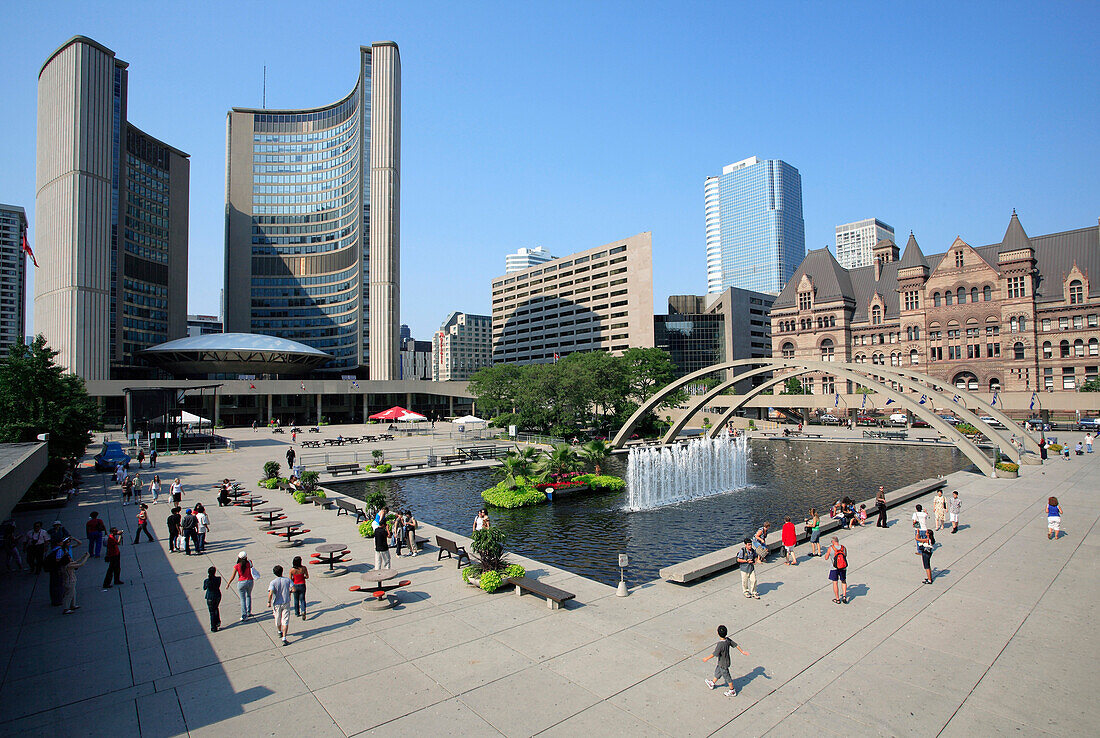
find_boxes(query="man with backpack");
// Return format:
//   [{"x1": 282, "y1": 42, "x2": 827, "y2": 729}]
[
  {"x1": 824, "y1": 536, "x2": 849, "y2": 604},
  {"x1": 735, "y1": 537, "x2": 759, "y2": 599}
]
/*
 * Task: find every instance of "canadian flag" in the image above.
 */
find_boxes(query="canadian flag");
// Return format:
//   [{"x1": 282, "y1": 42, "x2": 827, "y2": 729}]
[{"x1": 21, "y1": 221, "x2": 38, "y2": 268}]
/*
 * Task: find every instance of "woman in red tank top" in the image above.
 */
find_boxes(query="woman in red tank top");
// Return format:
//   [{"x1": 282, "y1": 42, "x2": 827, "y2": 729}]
[{"x1": 289, "y1": 556, "x2": 309, "y2": 620}]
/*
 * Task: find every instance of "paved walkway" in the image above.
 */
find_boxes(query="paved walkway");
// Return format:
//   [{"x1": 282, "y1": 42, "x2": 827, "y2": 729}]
[{"x1": 0, "y1": 426, "x2": 1096, "y2": 736}]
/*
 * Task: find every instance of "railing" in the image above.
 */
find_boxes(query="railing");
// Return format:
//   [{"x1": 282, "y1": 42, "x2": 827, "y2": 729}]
[{"x1": 299, "y1": 440, "x2": 515, "y2": 470}]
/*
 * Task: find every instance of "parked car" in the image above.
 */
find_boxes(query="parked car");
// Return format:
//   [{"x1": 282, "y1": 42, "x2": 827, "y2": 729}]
[
  {"x1": 911, "y1": 418, "x2": 931, "y2": 428},
  {"x1": 978, "y1": 415, "x2": 1006, "y2": 429},
  {"x1": 937, "y1": 414, "x2": 961, "y2": 425},
  {"x1": 1024, "y1": 418, "x2": 1051, "y2": 432},
  {"x1": 855, "y1": 414, "x2": 879, "y2": 426},
  {"x1": 819, "y1": 414, "x2": 840, "y2": 424},
  {"x1": 888, "y1": 412, "x2": 909, "y2": 426},
  {"x1": 93, "y1": 441, "x2": 130, "y2": 472},
  {"x1": 1078, "y1": 417, "x2": 1100, "y2": 431}
]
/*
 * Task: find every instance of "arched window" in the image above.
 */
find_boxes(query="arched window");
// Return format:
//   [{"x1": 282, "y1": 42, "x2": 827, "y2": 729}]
[
  {"x1": 871, "y1": 306, "x2": 882, "y2": 325},
  {"x1": 910, "y1": 349, "x2": 919, "y2": 365},
  {"x1": 983, "y1": 285, "x2": 992, "y2": 301},
  {"x1": 933, "y1": 292, "x2": 941, "y2": 307},
  {"x1": 957, "y1": 287, "x2": 966, "y2": 304},
  {"x1": 1018, "y1": 316, "x2": 1026, "y2": 331},
  {"x1": 1010, "y1": 317, "x2": 1018, "y2": 333},
  {"x1": 989, "y1": 378, "x2": 1001, "y2": 392},
  {"x1": 1042, "y1": 341, "x2": 1052, "y2": 359},
  {"x1": 971, "y1": 287, "x2": 979, "y2": 303},
  {"x1": 953, "y1": 372, "x2": 979, "y2": 391},
  {"x1": 781, "y1": 342, "x2": 795, "y2": 359},
  {"x1": 945, "y1": 291, "x2": 954, "y2": 306},
  {"x1": 1013, "y1": 342, "x2": 1025, "y2": 360},
  {"x1": 1060, "y1": 340, "x2": 1070, "y2": 358},
  {"x1": 855, "y1": 354, "x2": 865, "y2": 364},
  {"x1": 1090, "y1": 338, "x2": 1099, "y2": 357},
  {"x1": 1069, "y1": 280, "x2": 1083, "y2": 305},
  {"x1": 1074, "y1": 339, "x2": 1085, "y2": 357},
  {"x1": 820, "y1": 338, "x2": 835, "y2": 361}
]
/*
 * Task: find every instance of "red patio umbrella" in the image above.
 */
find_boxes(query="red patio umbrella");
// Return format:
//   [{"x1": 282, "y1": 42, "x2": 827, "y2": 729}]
[{"x1": 368, "y1": 406, "x2": 412, "y2": 421}]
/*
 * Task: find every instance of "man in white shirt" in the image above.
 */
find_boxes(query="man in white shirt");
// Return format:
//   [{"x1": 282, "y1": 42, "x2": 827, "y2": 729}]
[
  {"x1": 195, "y1": 506, "x2": 210, "y2": 553},
  {"x1": 912, "y1": 503, "x2": 936, "y2": 550},
  {"x1": 267, "y1": 565, "x2": 293, "y2": 645}
]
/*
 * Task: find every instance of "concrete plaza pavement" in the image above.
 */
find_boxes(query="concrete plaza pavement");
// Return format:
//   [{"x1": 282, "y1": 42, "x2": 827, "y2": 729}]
[{"x1": 0, "y1": 424, "x2": 1096, "y2": 736}]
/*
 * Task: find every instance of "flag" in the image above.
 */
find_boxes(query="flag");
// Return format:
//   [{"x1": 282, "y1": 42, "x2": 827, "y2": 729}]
[
  {"x1": 834, "y1": 393, "x2": 840, "y2": 408},
  {"x1": 300, "y1": 382, "x2": 306, "y2": 391},
  {"x1": 885, "y1": 398, "x2": 895, "y2": 406},
  {"x1": 553, "y1": 353, "x2": 559, "y2": 363},
  {"x1": 351, "y1": 380, "x2": 359, "y2": 390},
  {"x1": 861, "y1": 393, "x2": 866, "y2": 409},
  {"x1": 952, "y1": 394, "x2": 961, "y2": 404},
  {"x1": 919, "y1": 394, "x2": 927, "y2": 405},
  {"x1": 1029, "y1": 392, "x2": 1036, "y2": 411},
  {"x1": 249, "y1": 382, "x2": 256, "y2": 390},
  {"x1": 991, "y1": 391, "x2": 999, "y2": 407},
  {"x1": 21, "y1": 221, "x2": 38, "y2": 268}
]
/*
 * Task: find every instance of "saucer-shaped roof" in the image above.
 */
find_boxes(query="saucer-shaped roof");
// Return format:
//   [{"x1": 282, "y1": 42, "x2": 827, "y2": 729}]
[{"x1": 142, "y1": 333, "x2": 331, "y2": 376}]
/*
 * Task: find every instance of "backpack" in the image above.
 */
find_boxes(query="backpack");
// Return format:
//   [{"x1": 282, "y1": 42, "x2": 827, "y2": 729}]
[{"x1": 834, "y1": 546, "x2": 848, "y2": 570}]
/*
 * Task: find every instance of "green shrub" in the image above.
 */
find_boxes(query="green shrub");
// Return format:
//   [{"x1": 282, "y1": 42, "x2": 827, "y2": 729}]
[
  {"x1": 365, "y1": 491, "x2": 387, "y2": 513},
  {"x1": 575, "y1": 474, "x2": 626, "y2": 492},
  {"x1": 955, "y1": 423, "x2": 979, "y2": 435},
  {"x1": 462, "y1": 564, "x2": 481, "y2": 584},
  {"x1": 358, "y1": 521, "x2": 373, "y2": 538},
  {"x1": 299, "y1": 470, "x2": 320, "y2": 491},
  {"x1": 995, "y1": 461, "x2": 1019, "y2": 473},
  {"x1": 371, "y1": 463, "x2": 392, "y2": 473},
  {"x1": 262, "y1": 460, "x2": 281, "y2": 480},
  {"x1": 479, "y1": 570, "x2": 504, "y2": 593},
  {"x1": 1049, "y1": 443, "x2": 1063, "y2": 452},
  {"x1": 472, "y1": 528, "x2": 506, "y2": 572},
  {"x1": 258, "y1": 476, "x2": 288, "y2": 489},
  {"x1": 504, "y1": 564, "x2": 526, "y2": 579},
  {"x1": 311, "y1": 488, "x2": 326, "y2": 499},
  {"x1": 481, "y1": 479, "x2": 546, "y2": 508},
  {"x1": 292, "y1": 491, "x2": 307, "y2": 504}
]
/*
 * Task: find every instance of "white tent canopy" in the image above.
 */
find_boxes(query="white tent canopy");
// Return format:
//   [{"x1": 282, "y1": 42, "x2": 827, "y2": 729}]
[
  {"x1": 453, "y1": 415, "x2": 487, "y2": 425},
  {"x1": 151, "y1": 410, "x2": 211, "y2": 425},
  {"x1": 398, "y1": 410, "x2": 427, "y2": 421}
]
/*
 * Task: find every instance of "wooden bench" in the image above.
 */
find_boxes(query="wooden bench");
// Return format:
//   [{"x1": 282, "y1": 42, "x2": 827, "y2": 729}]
[
  {"x1": 864, "y1": 430, "x2": 908, "y2": 440},
  {"x1": 304, "y1": 495, "x2": 333, "y2": 508},
  {"x1": 437, "y1": 454, "x2": 467, "y2": 465},
  {"x1": 326, "y1": 463, "x2": 361, "y2": 476},
  {"x1": 391, "y1": 458, "x2": 430, "y2": 470},
  {"x1": 334, "y1": 498, "x2": 368, "y2": 523},
  {"x1": 506, "y1": 576, "x2": 576, "y2": 610},
  {"x1": 435, "y1": 535, "x2": 471, "y2": 568}
]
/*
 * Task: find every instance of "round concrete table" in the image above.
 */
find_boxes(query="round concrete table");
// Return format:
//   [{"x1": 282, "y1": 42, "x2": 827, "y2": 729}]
[
  {"x1": 271, "y1": 521, "x2": 305, "y2": 548},
  {"x1": 360, "y1": 569, "x2": 399, "y2": 610},
  {"x1": 314, "y1": 543, "x2": 350, "y2": 577},
  {"x1": 256, "y1": 508, "x2": 285, "y2": 529}
]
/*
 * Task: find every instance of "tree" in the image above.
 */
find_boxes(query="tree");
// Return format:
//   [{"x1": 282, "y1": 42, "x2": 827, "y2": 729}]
[
  {"x1": 781, "y1": 377, "x2": 805, "y2": 395},
  {"x1": 491, "y1": 451, "x2": 535, "y2": 488},
  {"x1": 579, "y1": 439, "x2": 611, "y2": 475},
  {"x1": 536, "y1": 443, "x2": 583, "y2": 482},
  {"x1": 1081, "y1": 378, "x2": 1100, "y2": 392},
  {"x1": 0, "y1": 336, "x2": 100, "y2": 495}
]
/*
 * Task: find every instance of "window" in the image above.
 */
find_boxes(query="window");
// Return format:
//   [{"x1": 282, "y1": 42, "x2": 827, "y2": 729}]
[
  {"x1": 945, "y1": 291, "x2": 954, "y2": 306},
  {"x1": 1007, "y1": 276, "x2": 1026, "y2": 298},
  {"x1": 799, "y1": 292, "x2": 812, "y2": 310},
  {"x1": 971, "y1": 287, "x2": 979, "y2": 303},
  {"x1": 910, "y1": 349, "x2": 919, "y2": 365},
  {"x1": 781, "y1": 342, "x2": 795, "y2": 359},
  {"x1": 1044, "y1": 368, "x2": 1054, "y2": 390},
  {"x1": 987, "y1": 343, "x2": 1000, "y2": 358},
  {"x1": 954, "y1": 372, "x2": 978, "y2": 390},
  {"x1": 1074, "y1": 339, "x2": 1085, "y2": 357},
  {"x1": 1042, "y1": 318, "x2": 1051, "y2": 330},
  {"x1": 871, "y1": 306, "x2": 882, "y2": 325},
  {"x1": 989, "y1": 378, "x2": 1001, "y2": 392},
  {"x1": 1013, "y1": 342, "x2": 1025, "y2": 360},
  {"x1": 904, "y1": 291, "x2": 920, "y2": 310},
  {"x1": 1063, "y1": 368, "x2": 1076, "y2": 390},
  {"x1": 820, "y1": 338, "x2": 834, "y2": 361},
  {"x1": 983, "y1": 285, "x2": 992, "y2": 301},
  {"x1": 1069, "y1": 280, "x2": 1083, "y2": 304},
  {"x1": 1074, "y1": 315, "x2": 1083, "y2": 329},
  {"x1": 986, "y1": 326, "x2": 1000, "y2": 337},
  {"x1": 1091, "y1": 338, "x2": 1099, "y2": 357},
  {"x1": 1010, "y1": 317, "x2": 1018, "y2": 333},
  {"x1": 822, "y1": 376, "x2": 835, "y2": 395},
  {"x1": 955, "y1": 251, "x2": 964, "y2": 268},
  {"x1": 1060, "y1": 340, "x2": 1070, "y2": 358},
  {"x1": 957, "y1": 287, "x2": 966, "y2": 304},
  {"x1": 933, "y1": 292, "x2": 941, "y2": 307},
  {"x1": 1089, "y1": 315, "x2": 1098, "y2": 328},
  {"x1": 1059, "y1": 317, "x2": 1069, "y2": 330},
  {"x1": 1043, "y1": 341, "x2": 1052, "y2": 359}
]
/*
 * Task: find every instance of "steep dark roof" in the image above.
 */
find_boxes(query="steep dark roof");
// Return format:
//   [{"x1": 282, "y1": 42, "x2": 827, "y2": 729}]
[
  {"x1": 849, "y1": 260, "x2": 900, "y2": 322},
  {"x1": 897, "y1": 232, "x2": 928, "y2": 269},
  {"x1": 1000, "y1": 211, "x2": 1033, "y2": 252},
  {"x1": 772, "y1": 248, "x2": 854, "y2": 310}
]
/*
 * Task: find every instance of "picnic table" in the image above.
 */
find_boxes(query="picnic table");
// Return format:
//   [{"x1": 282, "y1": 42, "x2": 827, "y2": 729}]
[
  {"x1": 291, "y1": 427, "x2": 302, "y2": 433},
  {"x1": 312, "y1": 543, "x2": 350, "y2": 576},
  {"x1": 346, "y1": 437, "x2": 363, "y2": 444},
  {"x1": 300, "y1": 440, "x2": 321, "y2": 448},
  {"x1": 268, "y1": 520, "x2": 307, "y2": 547},
  {"x1": 308, "y1": 427, "x2": 321, "y2": 433},
  {"x1": 323, "y1": 438, "x2": 346, "y2": 446},
  {"x1": 236, "y1": 496, "x2": 265, "y2": 512},
  {"x1": 256, "y1": 507, "x2": 286, "y2": 527},
  {"x1": 355, "y1": 568, "x2": 402, "y2": 610}
]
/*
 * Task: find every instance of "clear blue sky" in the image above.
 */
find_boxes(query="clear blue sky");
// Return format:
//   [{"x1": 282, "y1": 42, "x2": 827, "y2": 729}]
[{"x1": 3, "y1": 1, "x2": 1097, "y2": 340}]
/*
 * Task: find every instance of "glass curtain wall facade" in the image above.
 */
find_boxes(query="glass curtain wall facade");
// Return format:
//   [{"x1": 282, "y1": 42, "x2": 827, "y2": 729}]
[
  {"x1": 705, "y1": 157, "x2": 805, "y2": 294},
  {"x1": 224, "y1": 43, "x2": 400, "y2": 378}
]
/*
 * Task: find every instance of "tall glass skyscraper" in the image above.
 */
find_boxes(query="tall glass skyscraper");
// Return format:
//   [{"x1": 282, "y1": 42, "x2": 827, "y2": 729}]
[
  {"x1": 704, "y1": 156, "x2": 805, "y2": 294},
  {"x1": 224, "y1": 43, "x2": 400, "y2": 378}
]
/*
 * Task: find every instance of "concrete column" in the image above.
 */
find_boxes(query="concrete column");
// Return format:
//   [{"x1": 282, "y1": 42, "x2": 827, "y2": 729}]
[
  {"x1": 124, "y1": 392, "x2": 132, "y2": 438},
  {"x1": 406, "y1": 392, "x2": 412, "y2": 409},
  {"x1": 316, "y1": 393, "x2": 322, "y2": 425},
  {"x1": 214, "y1": 395, "x2": 221, "y2": 427},
  {"x1": 267, "y1": 394, "x2": 273, "y2": 424},
  {"x1": 449, "y1": 395, "x2": 454, "y2": 418}
]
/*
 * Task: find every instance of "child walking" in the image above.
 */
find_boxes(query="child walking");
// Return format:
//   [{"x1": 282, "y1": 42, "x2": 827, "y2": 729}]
[{"x1": 703, "y1": 625, "x2": 749, "y2": 697}]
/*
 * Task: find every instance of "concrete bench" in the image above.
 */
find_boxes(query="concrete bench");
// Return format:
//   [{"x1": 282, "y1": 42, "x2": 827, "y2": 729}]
[
  {"x1": 391, "y1": 458, "x2": 430, "y2": 470},
  {"x1": 326, "y1": 463, "x2": 360, "y2": 476},
  {"x1": 437, "y1": 454, "x2": 467, "y2": 465},
  {"x1": 506, "y1": 576, "x2": 576, "y2": 610}
]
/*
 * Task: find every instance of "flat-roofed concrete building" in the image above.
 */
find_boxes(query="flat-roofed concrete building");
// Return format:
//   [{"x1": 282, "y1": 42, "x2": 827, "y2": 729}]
[
  {"x1": 401, "y1": 337, "x2": 432, "y2": 380},
  {"x1": 34, "y1": 36, "x2": 189, "y2": 380},
  {"x1": 224, "y1": 42, "x2": 401, "y2": 379},
  {"x1": 187, "y1": 314, "x2": 223, "y2": 337},
  {"x1": 491, "y1": 233, "x2": 654, "y2": 364},
  {"x1": 0, "y1": 204, "x2": 29, "y2": 352},
  {"x1": 505, "y1": 246, "x2": 554, "y2": 273},
  {"x1": 836, "y1": 217, "x2": 895, "y2": 269},
  {"x1": 433, "y1": 311, "x2": 491, "y2": 380}
]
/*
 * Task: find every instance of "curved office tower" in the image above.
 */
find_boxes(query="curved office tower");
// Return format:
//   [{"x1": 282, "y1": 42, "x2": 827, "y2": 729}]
[
  {"x1": 35, "y1": 36, "x2": 189, "y2": 380},
  {"x1": 224, "y1": 42, "x2": 400, "y2": 378}
]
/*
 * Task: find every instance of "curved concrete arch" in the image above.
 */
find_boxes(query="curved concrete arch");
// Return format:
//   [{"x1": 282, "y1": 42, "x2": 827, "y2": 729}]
[{"x1": 661, "y1": 365, "x2": 778, "y2": 444}]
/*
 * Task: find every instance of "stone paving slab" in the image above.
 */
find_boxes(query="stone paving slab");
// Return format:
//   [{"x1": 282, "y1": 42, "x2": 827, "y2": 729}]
[{"x1": 0, "y1": 423, "x2": 1097, "y2": 736}]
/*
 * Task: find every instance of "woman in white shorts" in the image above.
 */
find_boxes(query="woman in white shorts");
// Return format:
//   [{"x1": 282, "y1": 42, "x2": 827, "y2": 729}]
[{"x1": 1046, "y1": 496, "x2": 1063, "y2": 540}]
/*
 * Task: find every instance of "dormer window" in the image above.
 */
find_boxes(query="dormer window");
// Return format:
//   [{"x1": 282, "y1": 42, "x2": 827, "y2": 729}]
[
  {"x1": 1070, "y1": 280, "x2": 1083, "y2": 304},
  {"x1": 798, "y1": 292, "x2": 812, "y2": 311},
  {"x1": 871, "y1": 305, "x2": 882, "y2": 325}
]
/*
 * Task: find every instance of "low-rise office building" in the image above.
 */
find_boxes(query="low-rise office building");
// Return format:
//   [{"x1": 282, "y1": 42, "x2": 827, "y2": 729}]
[
  {"x1": 491, "y1": 233, "x2": 654, "y2": 365},
  {"x1": 433, "y1": 312, "x2": 491, "y2": 380},
  {"x1": 401, "y1": 338, "x2": 432, "y2": 380}
]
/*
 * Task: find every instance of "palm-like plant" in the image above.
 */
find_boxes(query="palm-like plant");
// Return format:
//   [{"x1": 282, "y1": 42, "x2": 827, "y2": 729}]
[
  {"x1": 579, "y1": 439, "x2": 610, "y2": 475},
  {"x1": 537, "y1": 443, "x2": 583, "y2": 482},
  {"x1": 491, "y1": 452, "x2": 530, "y2": 489}
]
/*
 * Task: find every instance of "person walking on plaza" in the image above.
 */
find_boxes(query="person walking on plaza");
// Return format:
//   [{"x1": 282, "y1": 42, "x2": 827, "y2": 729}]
[
  {"x1": 149, "y1": 448, "x2": 157, "y2": 469},
  {"x1": 45, "y1": 539, "x2": 68, "y2": 605},
  {"x1": 736, "y1": 537, "x2": 759, "y2": 599},
  {"x1": 289, "y1": 556, "x2": 309, "y2": 619},
  {"x1": 405, "y1": 510, "x2": 419, "y2": 555},
  {"x1": 875, "y1": 486, "x2": 888, "y2": 528},
  {"x1": 102, "y1": 527, "x2": 124, "y2": 589},
  {"x1": 180, "y1": 508, "x2": 199, "y2": 555},
  {"x1": 916, "y1": 527, "x2": 934, "y2": 583},
  {"x1": 133, "y1": 504, "x2": 155, "y2": 543},
  {"x1": 268, "y1": 565, "x2": 292, "y2": 645},
  {"x1": 781, "y1": 516, "x2": 798, "y2": 566},
  {"x1": 226, "y1": 552, "x2": 256, "y2": 620},
  {"x1": 373, "y1": 515, "x2": 392, "y2": 571},
  {"x1": 1, "y1": 519, "x2": 23, "y2": 571},
  {"x1": 392, "y1": 511, "x2": 407, "y2": 557},
  {"x1": 912, "y1": 503, "x2": 935, "y2": 549},
  {"x1": 753, "y1": 522, "x2": 771, "y2": 562},
  {"x1": 195, "y1": 503, "x2": 209, "y2": 553},
  {"x1": 204, "y1": 566, "x2": 222, "y2": 632},
  {"x1": 149, "y1": 474, "x2": 161, "y2": 504},
  {"x1": 824, "y1": 536, "x2": 848, "y2": 604},
  {"x1": 170, "y1": 478, "x2": 183, "y2": 508},
  {"x1": 60, "y1": 539, "x2": 89, "y2": 614},
  {"x1": 948, "y1": 491, "x2": 962, "y2": 534},
  {"x1": 1047, "y1": 497, "x2": 1063, "y2": 540},
  {"x1": 48, "y1": 520, "x2": 71, "y2": 546},
  {"x1": 26, "y1": 522, "x2": 49, "y2": 574},
  {"x1": 703, "y1": 625, "x2": 749, "y2": 697},
  {"x1": 85, "y1": 512, "x2": 106, "y2": 558},
  {"x1": 1086, "y1": 433, "x2": 1094, "y2": 453},
  {"x1": 137, "y1": 448, "x2": 145, "y2": 468},
  {"x1": 933, "y1": 490, "x2": 948, "y2": 531},
  {"x1": 805, "y1": 508, "x2": 821, "y2": 557},
  {"x1": 286, "y1": 447, "x2": 295, "y2": 470},
  {"x1": 166, "y1": 507, "x2": 182, "y2": 553},
  {"x1": 122, "y1": 474, "x2": 134, "y2": 505}
]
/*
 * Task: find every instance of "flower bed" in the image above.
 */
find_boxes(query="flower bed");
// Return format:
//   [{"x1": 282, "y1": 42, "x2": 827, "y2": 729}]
[{"x1": 482, "y1": 478, "x2": 546, "y2": 508}]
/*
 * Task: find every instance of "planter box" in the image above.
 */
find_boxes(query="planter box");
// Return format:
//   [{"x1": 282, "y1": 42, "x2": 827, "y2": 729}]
[{"x1": 995, "y1": 469, "x2": 1018, "y2": 478}]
